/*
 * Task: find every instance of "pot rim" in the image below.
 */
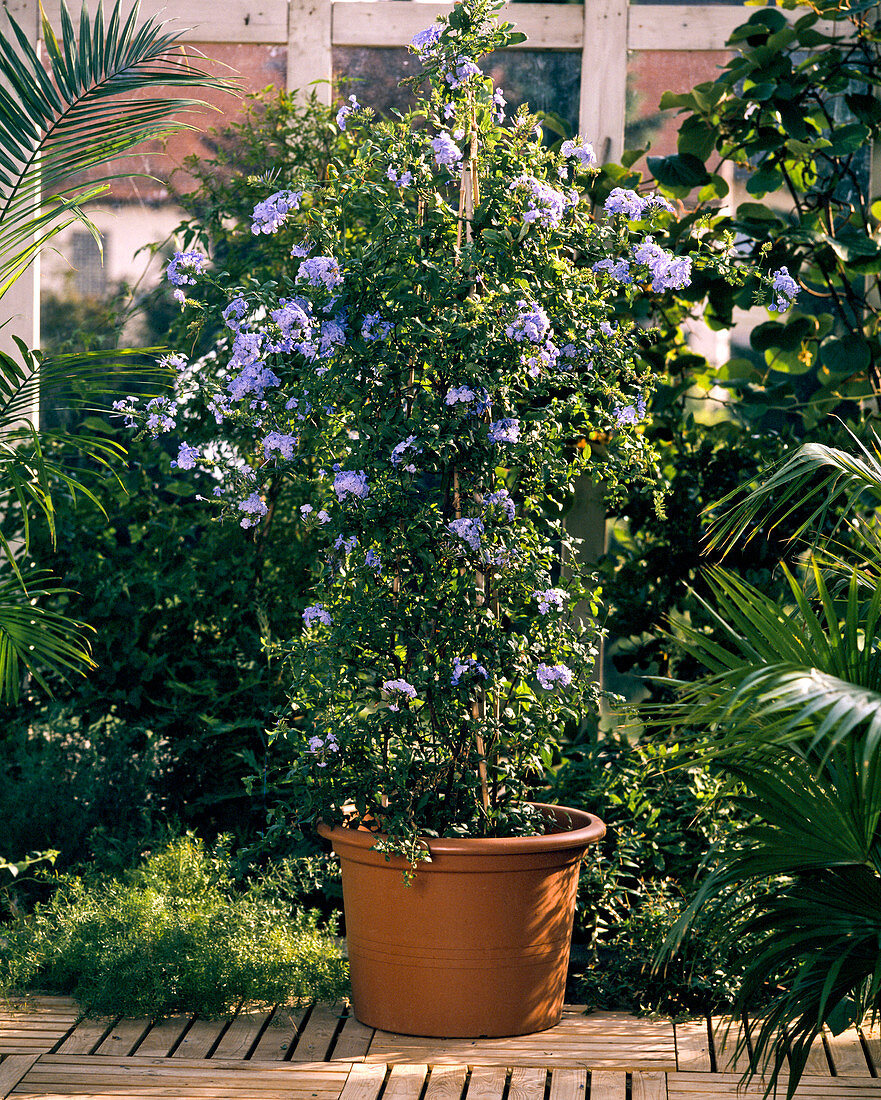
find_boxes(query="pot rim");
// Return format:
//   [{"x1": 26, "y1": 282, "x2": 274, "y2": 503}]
[{"x1": 317, "y1": 801, "x2": 605, "y2": 856}]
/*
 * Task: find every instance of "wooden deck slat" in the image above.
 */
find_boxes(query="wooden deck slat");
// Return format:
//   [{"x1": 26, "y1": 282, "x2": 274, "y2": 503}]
[
  {"x1": 464, "y1": 1066, "x2": 507, "y2": 1100},
  {"x1": 131, "y1": 1016, "x2": 192, "y2": 1058},
  {"x1": 11, "y1": 1054, "x2": 351, "y2": 1095},
  {"x1": 366, "y1": 1009, "x2": 676, "y2": 1068},
  {"x1": 860, "y1": 1021, "x2": 881, "y2": 1075},
  {"x1": 93, "y1": 1019, "x2": 151, "y2": 1058},
  {"x1": 332, "y1": 1014, "x2": 374, "y2": 1062},
  {"x1": 586, "y1": 1070, "x2": 624, "y2": 1100},
  {"x1": 424, "y1": 1065, "x2": 467, "y2": 1100},
  {"x1": 710, "y1": 1016, "x2": 752, "y2": 1074},
  {"x1": 292, "y1": 1002, "x2": 346, "y2": 1062},
  {"x1": 384, "y1": 1064, "x2": 428, "y2": 1100},
  {"x1": 249, "y1": 1006, "x2": 310, "y2": 1062},
  {"x1": 209, "y1": 1007, "x2": 273, "y2": 1060},
  {"x1": 338, "y1": 1062, "x2": 387, "y2": 1100},
  {"x1": 169, "y1": 1017, "x2": 228, "y2": 1060},
  {"x1": 802, "y1": 1032, "x2": 831, "y2": 1076},
  {"x1": 825, "y1": 1027, "x2": 873, "y2": 1077},
  {"x1": 631, "y1": 1071, "x2": 666, "y2": 1100},
  {"x1": 508, "y1": 1066, "x2": 546, "y2": 1100},
  {"x1": 547, "y1": 1067, "x2": 585, "y2": 1100},
  {"x1": 3, "y1": 998, "x2": 879, "y2": 1100},
  {"x1": 53, "y1": 1021, "x2": 116, "y2": 1058},
  {"x1": 666, "y1": 1071, "x2": 881, "y2": 1097},
  {"x1": 674, "y1": 1021, "x2": 711, "y2": 1072},
  {"x1": 0, "y1": 1055, "x2": 40, "y2": 1096}
]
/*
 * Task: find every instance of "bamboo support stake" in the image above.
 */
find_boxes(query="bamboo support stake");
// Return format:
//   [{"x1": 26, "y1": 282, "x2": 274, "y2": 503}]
[{"x1": 453, "y1": 104, "x2": 490, "y2": 814}]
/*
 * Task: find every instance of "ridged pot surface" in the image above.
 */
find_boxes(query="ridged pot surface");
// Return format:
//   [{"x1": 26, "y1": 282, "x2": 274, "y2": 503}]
[{"x1": 318, "y1": 803, "x2": 605, "y2": 1038}]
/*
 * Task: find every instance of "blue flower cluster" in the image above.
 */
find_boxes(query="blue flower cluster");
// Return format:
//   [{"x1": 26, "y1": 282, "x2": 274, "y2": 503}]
[
  {"x1": 166, "y1": 250, "x2": 207, "y2": 287},
  {"x1": 251, "y1": 190, "x2": 302, "y2": 235}
]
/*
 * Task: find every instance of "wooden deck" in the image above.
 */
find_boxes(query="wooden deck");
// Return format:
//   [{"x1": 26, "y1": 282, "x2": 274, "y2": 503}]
[{"x1": 0, "y1": 997, "x2": 879, "y2": 1099}]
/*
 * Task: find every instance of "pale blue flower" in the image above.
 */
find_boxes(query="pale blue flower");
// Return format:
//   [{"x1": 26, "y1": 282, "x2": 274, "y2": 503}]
[
  {"x1": 431, "y1": 132, "x2": 463, "y2": 169},
  {"x1": 383, "y1": 678, "x2": 417, "y2": 711},
  {"x1": 615, "y1": 396, "x2": 647, "y2": 426},
  {"x1": 362, "y1": 313, "x2": 393, "y2": 341},
  {"x1": 391, "y1": 435, "x2": 420, "y2": 470},
  {"x1": 506, "y1": 300, "x2": 550, "y2": 344},
  {"x1": 263, "y1": 431, "x2": 299, "y2": 460},
  {"x1": 451, "y1": 656, "x2": 488, "y2": 685},
  {"x1": 298, "y1": 256, "x2": 343, "y2": 293},
  {"x1": 166, "y1": 250, "x2": 207, "y2": 286},
  {"x1": 560, "y1": 138, "x2": 596, "y2": 169},
  {"x1": 144, "y1": 396, "x2": 177, "y2": 435},
  {"x1": 239, "y1": 492, "x2": 268, "y2": 529},
  {"x1": 593, "y1": 258, "x2": 633, "y2": 284},
  {"x1": 533, "y1": 588, "x2": 568, "y2": 614},
  {"x1": 336, "y1": 94, "x2": 360, "y2": 131},
  {"x1": 251, "y1": 190, "x2": 302, "y2": 235},
  {"x1": 222, "y1": 297, "x2": 248, "y2": 332},
  {"x1": 447, "y1": 517, "x2": 484, "y2": 552},
  {"x1": 484, "y1": 489, "x2": 515, "y2": 523},
  {"x1": 171, "y1": 442, "x2": 199, "y2": 470},
  {"x1": 303, "y1": 604, "x2": 332, "y2": 627},
  {"x1": 487, "y1": 418, "x2": 519, "y2": 444},
  {"x1": 333, "y1": 469, "x2": 369, "y2": 502},
  {"x1": 604, "y1": 188, "x2": 646, "y2": 218},
  {"x1": 445, "y1": 57, "x2": 481, "y2": 89},
  {"x1": 411, "y1": 24, "x2": 443, "y2": 52},
  {"x1": 632, "y1": 238, "x2": 692, "y2": 291},
  {"x1": 769, "y1": 267, "x2": 799, "y2": 312},
  {"x1": 536, "y1": 663, "x2": 573, "y2": 690}
]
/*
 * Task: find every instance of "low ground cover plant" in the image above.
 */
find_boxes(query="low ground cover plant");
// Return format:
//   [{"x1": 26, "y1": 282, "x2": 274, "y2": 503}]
[{"x1": 0, "y1": 835, "x2": 348, "y2": 1018}]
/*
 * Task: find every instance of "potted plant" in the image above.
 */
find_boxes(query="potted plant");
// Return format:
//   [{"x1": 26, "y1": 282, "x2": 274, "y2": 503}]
[{"x1": 117, "y1": 0, "x2": 793, "y2": 1038}]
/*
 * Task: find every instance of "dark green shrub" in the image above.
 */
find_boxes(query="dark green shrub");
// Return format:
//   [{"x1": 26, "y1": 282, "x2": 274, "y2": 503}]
[
  {"x1": 0, "y1": 835, "x2": 348, "y2": 1018},
  {"x1": 0, "y1": 703, "x2": 164, "y2": 877},
  {"x1": 550, "y1": 732, "x2": 745, "y2": 1014}
]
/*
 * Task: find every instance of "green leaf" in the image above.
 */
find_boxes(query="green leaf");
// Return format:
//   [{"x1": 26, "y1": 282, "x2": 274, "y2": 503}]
[
  {"x1": 820, "y1": 334, "x2": 871, "y2": 378},
  {"x1": 646, "y1": 153, "x2": 711, "y2": 193},
  {"x1": 827, "y1": 123, "x2": 871, "y2": 156},
  {"x1": 677, "y1": 116, "x2": 716, "y2": 161}
]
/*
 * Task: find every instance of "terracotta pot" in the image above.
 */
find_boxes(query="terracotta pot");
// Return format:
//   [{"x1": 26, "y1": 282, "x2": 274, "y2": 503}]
[{"x1": 318, "y1": 802, "x2": 605, "y2": 1038}]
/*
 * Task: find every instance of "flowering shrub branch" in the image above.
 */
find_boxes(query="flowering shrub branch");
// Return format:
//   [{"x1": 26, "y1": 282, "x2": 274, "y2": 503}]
[{"x1": 117, "y1": 0, "x2": 791, "y2": 860}]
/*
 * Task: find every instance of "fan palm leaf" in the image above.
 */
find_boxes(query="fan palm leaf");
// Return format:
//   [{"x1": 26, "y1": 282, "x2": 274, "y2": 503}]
[
  {"x1": 706, "y1": 426, "x2": 881, "y2": 557},
  {"x1": 656, "y1": 431, "x2": 881, "y2": 1097}
]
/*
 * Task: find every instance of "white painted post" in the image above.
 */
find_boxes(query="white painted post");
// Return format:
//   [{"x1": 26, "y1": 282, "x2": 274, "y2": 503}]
[
  {"x1": 579, "y1": 0, "x2": 628, "y2": 161},
  {"x1": 288, "y1": 0, "x2": 333, "y2": 102}
]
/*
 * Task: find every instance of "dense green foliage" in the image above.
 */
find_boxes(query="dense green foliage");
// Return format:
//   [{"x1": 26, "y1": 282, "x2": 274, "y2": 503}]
[
  {"x1": 0, "y1": 835, "x2": 348, "y2": 1018},
  {"x1": 550, "y1": 733, "x2": 744, "y2": 1015},
  {"x1": 0, "y1": 92, "x2": 361, "y2": 872},
  {"x1": 585, "y1": 0, "x2": 880, "y2": 699},
  {"x1": 116, "y1": 0, "x2": 754, "y2": 861}
]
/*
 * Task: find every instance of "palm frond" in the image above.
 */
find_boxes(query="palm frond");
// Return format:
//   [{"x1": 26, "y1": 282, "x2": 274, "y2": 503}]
[
  {"x1": 0, "y1": 340, "x2": 173, "y2": 555},
  {"x1": 0, "y1": 0, "x2": 234, "y2": 299},
  {"x1": 0, "y1": 569, "x2": 94, "y2": 703},
  {"x1": 706, "y1": 426, "x2": 881, "y2": 557},
  {"x1": 661, "y1": 566, "x2": 881, "y2": 765}
]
